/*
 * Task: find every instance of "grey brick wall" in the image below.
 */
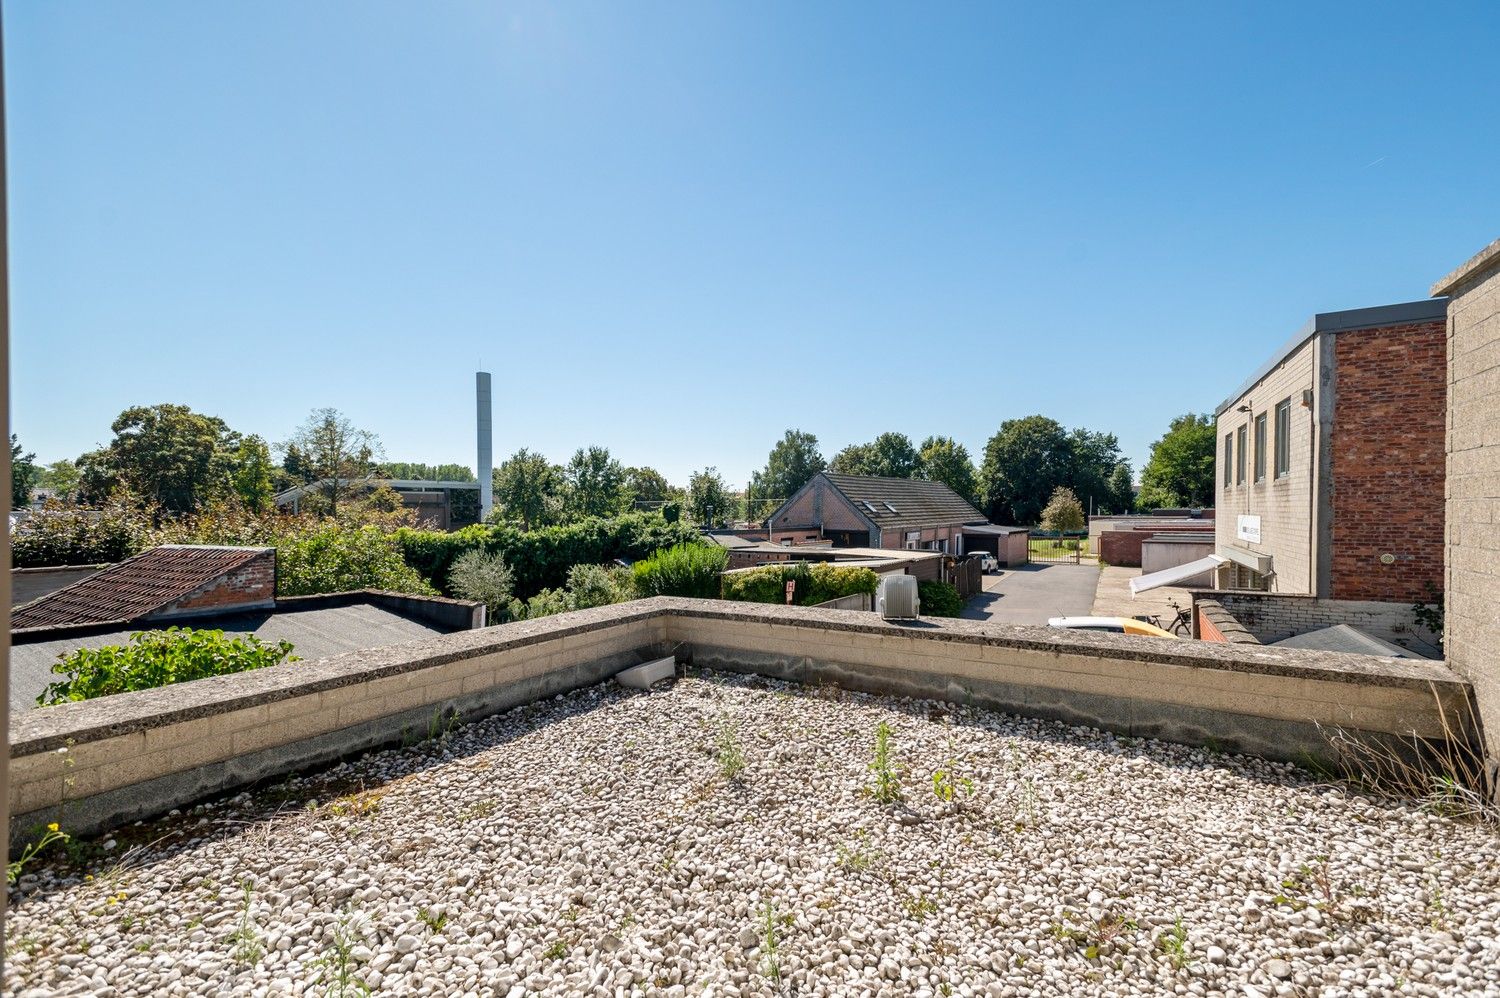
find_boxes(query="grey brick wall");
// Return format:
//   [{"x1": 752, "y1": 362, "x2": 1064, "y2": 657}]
[{"x1": 1434, "y1": 237, "x2": 1500, "y2": 791}]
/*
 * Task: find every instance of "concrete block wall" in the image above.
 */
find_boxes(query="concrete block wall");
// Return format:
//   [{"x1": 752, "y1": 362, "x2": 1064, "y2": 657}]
[
  {"x1": 1189, "y1": 590, "x2": 1439, "y2": 653},
  {"x1": 1434, "y1": 237, "x2": 1500, "y2": 793},
  {"x1": 1329, "y1": 321, "x2": 1447, "y2": 602},
  {"x1": 9, "y1": 597, "x2": 1472, "y2": 839}
]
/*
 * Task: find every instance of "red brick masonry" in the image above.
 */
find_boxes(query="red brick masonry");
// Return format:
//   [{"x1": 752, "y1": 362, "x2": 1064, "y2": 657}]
[{"x1": 1330, "y1": 321, "x2": 1447, "y2": 602}]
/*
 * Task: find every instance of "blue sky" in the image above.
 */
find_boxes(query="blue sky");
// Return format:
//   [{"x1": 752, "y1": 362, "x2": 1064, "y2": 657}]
[{"x1": 9, "y1": 2, "x2": 1499, "y2": 488}]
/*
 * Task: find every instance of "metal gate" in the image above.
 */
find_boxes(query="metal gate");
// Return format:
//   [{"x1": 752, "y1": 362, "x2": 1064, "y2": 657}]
[{"x1": 1027, "y1": 532, "x2": 1084, "y2": 564}]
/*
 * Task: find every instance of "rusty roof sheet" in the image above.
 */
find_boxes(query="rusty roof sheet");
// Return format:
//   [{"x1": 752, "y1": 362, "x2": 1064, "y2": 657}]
[{"x1": 12, "y1": 546, "x2": 272, "y2": 631}]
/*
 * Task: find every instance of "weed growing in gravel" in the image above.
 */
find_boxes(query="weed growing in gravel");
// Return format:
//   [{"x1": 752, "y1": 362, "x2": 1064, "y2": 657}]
[
  {"x1": 1426, "y1": 877, "x2": 1447, "y2": 929},
  {"x1": 867, "y1": 721, "x2": 902, "y2": 804},
  {"x1": 310, "y1": 908, "x2": 370, "y2": 997},
  {"x1": 228, "y1": 879, "x2": 263, "y2": 967},
  {"x1": 543, "y1": 939, "x2": 568, "y2": 960},
  {"x1": 7, "y1": 823, "x2": 69, "y2": 886},
  {"x1": 902, "y1": 895, "x2": 938, "y2": 921},
  {"x1": 403, "y1": 708, "x2": 460, "y2": 750},
  {"x1": 931, "y1": 723, "x2": 975, "y2": 809},
  {"x1": 835, "y1": 831, "x2": 881, "y2": 872},
  {"x1": 417, "y1": 907, "x2": 447, "y2": 933},
  {"x1": 759, "y1": 901, "x2": 784, "y2": 983},
  {"x1": 327, "y1": 790, "x2": 384, "y2": 820},
  {"x1": 1157, "y1": 915, "x2": 1192, "y2": 969},
  {"x1": 715, "y1": 715, "x2": 746, "y2": 781},
  {"x1": 1275, "y1": 855, "x2": 1344, "y2": 915}
]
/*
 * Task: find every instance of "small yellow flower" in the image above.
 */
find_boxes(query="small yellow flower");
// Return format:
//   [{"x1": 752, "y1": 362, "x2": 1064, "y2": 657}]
[{"x1": 47, "y1": 823, "x2": 59, "y2": 833}]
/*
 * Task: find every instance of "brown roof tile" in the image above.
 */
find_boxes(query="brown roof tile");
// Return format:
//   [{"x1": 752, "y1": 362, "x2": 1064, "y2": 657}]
[
  {"x1": 821, "y1": 473, "x2": 986, "y2": 528},
  {"x1": 12, "y1": 546, "x2": 272, "y2": 631}
]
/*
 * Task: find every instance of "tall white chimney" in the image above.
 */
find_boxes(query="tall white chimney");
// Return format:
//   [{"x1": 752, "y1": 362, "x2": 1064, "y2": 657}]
[{"x1": 476, "y1": 371, "x2": 493, "y2": 522}]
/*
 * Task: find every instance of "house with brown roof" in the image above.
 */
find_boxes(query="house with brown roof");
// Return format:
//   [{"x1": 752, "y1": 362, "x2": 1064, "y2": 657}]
[
  {"x1": 765, "y1": 473, "x2": 1025, "y2": 561},
  {"x1": 11, "y1": 545, "x2": 483, "y2": 712}
]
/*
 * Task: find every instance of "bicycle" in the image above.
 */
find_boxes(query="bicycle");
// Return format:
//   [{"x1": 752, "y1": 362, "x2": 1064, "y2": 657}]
[{"x1": 1135, "y1": 599, "x2": 1193, "y2": 636}]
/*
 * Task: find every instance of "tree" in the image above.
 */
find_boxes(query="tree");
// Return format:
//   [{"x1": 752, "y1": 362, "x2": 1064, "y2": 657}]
[
  {"x1": 381, "y1": 462, "x2": 476, "y2": 481},
  {"x1": 279, "y1": 408, "x2": 383, "y2": 517},
  {"x1": 979, "y1": 415, "x2": 1072, "y2": 526},
  {"x1": 831, "y1": 432, "x2": 921, "y2": 479},
  {"x1": 231, "y1": 435, "x2": 276, "y2": 512},
  {"x1": 1065, "y1": 428, "x2": 1123, "y2": 515},
  {"x1": 1137, "y1": 413, "x2": 1217, "y2": 510},
  {"x1": 625, "y1": 466, "x2": 673, "y2": 508},
  {"x1": 1107, "y1": 462, "x2": 1136, "y2": 514},
  {"x1": 36, "y1": 459, "x2": 81, "y2": 501},
  {"x1": 88, "y1": 404, "x2": 243, "y2": 514},
  {"x1": 749, "y1": 429, "x2": 826, "y2": 519},
  {"x1": 918, "y1": 436, "x2": 978, "y2": 505},
  {"x1": 1041, "y1": 486, "x2": 1086, "y2": 534},
  {"x1": 688, "y1": 467, "x2": 734, "y2": 526},
  {"x1": 492, "y1": 448, "x2": 564, "y2": 530},
  {"x1": 12, "y1": 435, "x2": 39, "y2": 507},
  {"x1": 565, "y1": 446, "x2": 629, "y2": 519}
]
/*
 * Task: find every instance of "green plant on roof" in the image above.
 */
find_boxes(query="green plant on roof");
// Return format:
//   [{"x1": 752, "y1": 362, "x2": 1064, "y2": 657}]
[{"x1": 38, "y1": 627, "x2": 298, "y2": 705}]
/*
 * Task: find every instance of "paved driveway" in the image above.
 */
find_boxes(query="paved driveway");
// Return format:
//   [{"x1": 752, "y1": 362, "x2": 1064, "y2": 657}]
[{"x1": 960, "y1": 563, "x2": 1101, "y2": 626}]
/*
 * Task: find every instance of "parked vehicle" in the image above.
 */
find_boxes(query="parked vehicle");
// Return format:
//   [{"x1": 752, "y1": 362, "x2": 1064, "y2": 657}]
[
  {"x1": 969, "y1": 551, "x2": 999, "y2": 573},
  {"x1": 1047, "y1": 615, "x2": 1177, "y2": 639}
]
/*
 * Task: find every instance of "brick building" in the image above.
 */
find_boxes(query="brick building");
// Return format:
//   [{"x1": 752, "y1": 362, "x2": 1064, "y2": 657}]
[
  {"x1": 765, "y1": 473, "x2": 997, "y2": 555},
  {"x1": 1432, "y1": 237, "x2": 1500, "y2": 794},
  {"x1": 1214, "y1": 299, "x2": 1448, "y2": 600}
]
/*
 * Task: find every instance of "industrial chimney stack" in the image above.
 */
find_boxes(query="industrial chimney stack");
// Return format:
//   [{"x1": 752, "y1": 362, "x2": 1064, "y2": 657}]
[{"x1": 476, "y1": 372, "x2": 493, "y2": 522}]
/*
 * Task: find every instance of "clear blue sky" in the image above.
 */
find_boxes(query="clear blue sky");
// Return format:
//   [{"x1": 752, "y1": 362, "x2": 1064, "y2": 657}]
[{"x1": 9, "y1": 2, "x2": 1499, "y2": 488}]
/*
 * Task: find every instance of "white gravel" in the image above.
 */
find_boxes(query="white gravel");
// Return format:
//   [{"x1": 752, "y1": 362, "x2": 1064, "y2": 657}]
[{"x1": 6, "y1": 671, "x2": 1499, "y2": 997}]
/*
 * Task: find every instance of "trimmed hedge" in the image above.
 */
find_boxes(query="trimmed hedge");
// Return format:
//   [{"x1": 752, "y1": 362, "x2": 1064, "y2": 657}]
[
  {"x1": 722, "y1": 562, "x2": 878, "y2": 607},
  {"x1": 395, "y1": 513, "x2": 699, "y2": 599},
  {"x1": 632, "y1": 543, "x2": 728, "y2": 599}
]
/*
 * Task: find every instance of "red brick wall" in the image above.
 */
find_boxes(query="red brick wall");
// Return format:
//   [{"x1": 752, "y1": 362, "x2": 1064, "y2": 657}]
[
  {"x1": 157, "y1": 550, "x2": 277, "y2": 617},
  {"x1": 769, "y1": 478, "x2": 870, "y2": 541},
  {"x1": 1099, "y1": 525, "x2": 1215, "y2": 567},
  {"x1": 1198, "y1": 608, "x2": 1228, "y2": 643},
  {"x1": 1330, "y1": 321, "x2": 1447, "y2": 602}
]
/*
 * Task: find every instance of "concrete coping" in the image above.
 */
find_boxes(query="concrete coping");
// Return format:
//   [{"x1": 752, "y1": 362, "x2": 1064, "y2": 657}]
[
  {"x1": 10, "y1": 596, "x2": 1467, "y2": 757},
  {"x1": 1194, "y1": 598, "x2": 1261, "y2": 645},
  {"x1": 1432, "y1": 236, "x2": 1500, "y2": 297}
]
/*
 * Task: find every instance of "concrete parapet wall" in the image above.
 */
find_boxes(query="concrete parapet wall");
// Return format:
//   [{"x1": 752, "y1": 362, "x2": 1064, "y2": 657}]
[{"x1": 9, "y1": 597, "x2": 1469, "y2": 839}]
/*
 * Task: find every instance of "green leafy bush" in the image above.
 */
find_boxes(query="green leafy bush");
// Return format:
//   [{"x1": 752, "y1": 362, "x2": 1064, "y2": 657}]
[
  {"x1": 39, "y1": 627, "x2": 298, "y2": 705},
  {"x1": 394, "y1": 512, "x2": 698, "y2": 599},
  {"x1": 566, "y1": 563, "x2": 635, "y2": 609},
  {"x1": 917, "y1": 580, "x2": 964, "y2": 618},
  {"x1": 12, "y1": 497, "x2": 152, "y2": 568},
  {"x1": 507, "y1": 587, "x2": 576, "y2": 621},
  {"x1": 277, "y1": 524, "x2": 436, "y2": 597},
  {"x1": 721, "y1": 562, "x2": 878, "y2": 606},
  {"x1": 632, "y1": 542, "x2": 729, "y2": 599},
  {"x1": 447, "y1": 549, "x2": 516, "y2": 621}
]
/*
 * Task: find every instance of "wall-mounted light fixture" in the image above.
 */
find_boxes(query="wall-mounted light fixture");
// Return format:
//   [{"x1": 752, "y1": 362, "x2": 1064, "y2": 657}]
[
  {"x1": 1301, "y1": 389, "x2": 1314, "y2": 409},
  {"x1": 1236, "y1": 403, "x2": 1253, "y2": 413}
]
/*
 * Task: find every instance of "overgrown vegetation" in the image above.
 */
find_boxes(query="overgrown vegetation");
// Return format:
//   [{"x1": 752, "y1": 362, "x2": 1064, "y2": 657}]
[
  {"x1": 631, "y1": 542, "x2": 729, "y2": 599},
  {"x1": 721, "y1": 562, "x2": 878, "y2": 606},
  {"x1": 7, "y1": 823, "x2": 69, "y2": 885},
  {"x1": 11, "y1": 495, "x2": 151, "y2": 568},
  {"x1": 917, "y1": 580, "x2": 963, "y2": 617},
  {"x1": 39, "y1": 628, "x2": 299, "y2": 705},
  {"x1": 446, "y1": 549, "x2": 516, "y2": 619},
  {"x1": 867, "y1": 721, "x2": 902, "y2": 804},
  {"x1": 276, "y1": 522, "x2": 436, "y2": 597}
]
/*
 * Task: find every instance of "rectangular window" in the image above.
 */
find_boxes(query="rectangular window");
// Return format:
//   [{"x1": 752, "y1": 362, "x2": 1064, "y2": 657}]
[
  {"x1": 1275, "y1": 398, "x2": 1291, "y2": 479},
  {"x1": 1224, "y1": 433, "x2": 1233, "y2": 488},
  {"x1": 1253, "y1": 412, "x2": 1267, "y2": 482},
  {"x1": 1235, "y1": 424, "x2": 1247, "y2": 485}
]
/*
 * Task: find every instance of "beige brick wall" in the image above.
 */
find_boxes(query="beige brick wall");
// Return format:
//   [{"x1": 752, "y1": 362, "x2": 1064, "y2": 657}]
[
  {"x1": 1216, "y1": 335, "x2": 1319, "y2": 594},
  {"x1": 1435, "y1": 238, "x2": 1500, "y2": 784}
]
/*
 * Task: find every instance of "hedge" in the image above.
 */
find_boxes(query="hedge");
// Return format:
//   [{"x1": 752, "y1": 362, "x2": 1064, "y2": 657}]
[
  {"x1": 632, "y1": 542, "x2": 728, "y2": 599},
  {"x1": 917, "y1": 580, "x2": 964, "y2": 617},
  {"x1": 394, "y1": 512, "x2": 700, "y2": 600},
  {"x1": 722, "y1": 562, "x2": 878, "y2": 607}
]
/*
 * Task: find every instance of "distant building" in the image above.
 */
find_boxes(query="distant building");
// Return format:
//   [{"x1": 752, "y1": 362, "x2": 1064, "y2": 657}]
[
  {"x1": 10, "y1": 545, "x2": 483, "y2": 711},
  {"x1": 1213, "y1": 298, "x2": 1448, "y2": 600},
  {"x1": 274, "y1": 479, "x2": 481, "y2": 531},
  {"x1": 765, "y1": 473, "x2": 1026, "y2": 563}
]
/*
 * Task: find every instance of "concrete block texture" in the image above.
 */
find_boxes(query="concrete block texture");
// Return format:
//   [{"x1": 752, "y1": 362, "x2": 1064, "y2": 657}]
[{"x1": 8, "y1": 597, "x2": 1474, "y2": 838}]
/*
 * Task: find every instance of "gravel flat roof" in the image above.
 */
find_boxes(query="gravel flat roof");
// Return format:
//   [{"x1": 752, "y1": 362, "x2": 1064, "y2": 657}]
[{"x1": 6, "y1": 672, "x2": 1497, "y2": 996}]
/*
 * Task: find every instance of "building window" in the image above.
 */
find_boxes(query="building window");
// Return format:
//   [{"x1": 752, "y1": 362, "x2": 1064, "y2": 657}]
[
  {"x1": 1253, "y1": 412, "x2": 1267, "y2": 483},
  {"x1": 1274, "y1": 398, "x2": 1291, "y2": 479},
  {"x1": 1224, "y1": 433, "x2": 1233, "y2": 488},
  {"x1": 1235, "y1": 424, "x2": 1247, "y2": 485}
]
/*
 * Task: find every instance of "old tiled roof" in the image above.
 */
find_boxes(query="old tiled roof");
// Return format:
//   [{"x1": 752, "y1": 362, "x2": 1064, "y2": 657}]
[
  {"x1": 822, "y1": 473, "x2": 986, "y2": 528},
  {"x1": 12, "y1": 546, "x2": 269, "y2": 631}
]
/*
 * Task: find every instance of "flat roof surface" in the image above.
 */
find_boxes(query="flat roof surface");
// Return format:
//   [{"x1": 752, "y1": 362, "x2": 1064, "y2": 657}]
[{"x1": 12, "y1": 603, "x2": 454, "y2": 712}]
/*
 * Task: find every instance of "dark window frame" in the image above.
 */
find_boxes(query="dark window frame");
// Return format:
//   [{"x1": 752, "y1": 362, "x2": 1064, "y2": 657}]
[
  {"x1": 1235, "y1": 424, "x2": 1248, "y2": 485},
  {"x1": 1253, "y1": 412, "x2": 1268, "y2": 483},
  {"x1": 1224, "y1": 433, "x2": 1233, "y2": 488},
  {"x1": 1274, "y1": 398, "x2": 1292, "y2": 479}
]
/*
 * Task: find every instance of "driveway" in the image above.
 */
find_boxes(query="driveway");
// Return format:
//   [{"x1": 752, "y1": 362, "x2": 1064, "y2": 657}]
[{"x1": 961, "y1": 563, "x2": 1101, "y2": 626}]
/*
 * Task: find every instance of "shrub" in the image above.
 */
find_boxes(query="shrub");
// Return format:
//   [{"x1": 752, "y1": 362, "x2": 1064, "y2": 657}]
[
  {"x1": 276, "y1": 523, "x2": 437, "y2": 597},
  {"x1": 39, "y1": 627, "x2": 298, "y2": 705},
  {"x1": 566, "y1": 563, "x2": 634, "y2": 609},
  {"x1": 917, "y1": 580, "x2": 963, "y2": 617},
  {"x1": 12, "y1": 496, "x2": 152, "y2": 568},
  {"x1": 394, "y1": 512, "x2": 699, "y2": 599},
  {"x1": 632, "y1": 542, "x2": 729, "y2": 598},
  {"x1": 721, "y1": 562, "x2": 877, "y2": 606},
  {"x1": 447, "y1": 549, "x2": 516, "y2": 621},
  {"x1": 509, "y1": 587, "x2": 576, "y2": 621}
]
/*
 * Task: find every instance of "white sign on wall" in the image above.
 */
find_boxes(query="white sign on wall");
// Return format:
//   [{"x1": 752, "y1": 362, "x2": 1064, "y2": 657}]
[{"x1": 1237, "y1": 514, "x2": 1262, "y2": 544}]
